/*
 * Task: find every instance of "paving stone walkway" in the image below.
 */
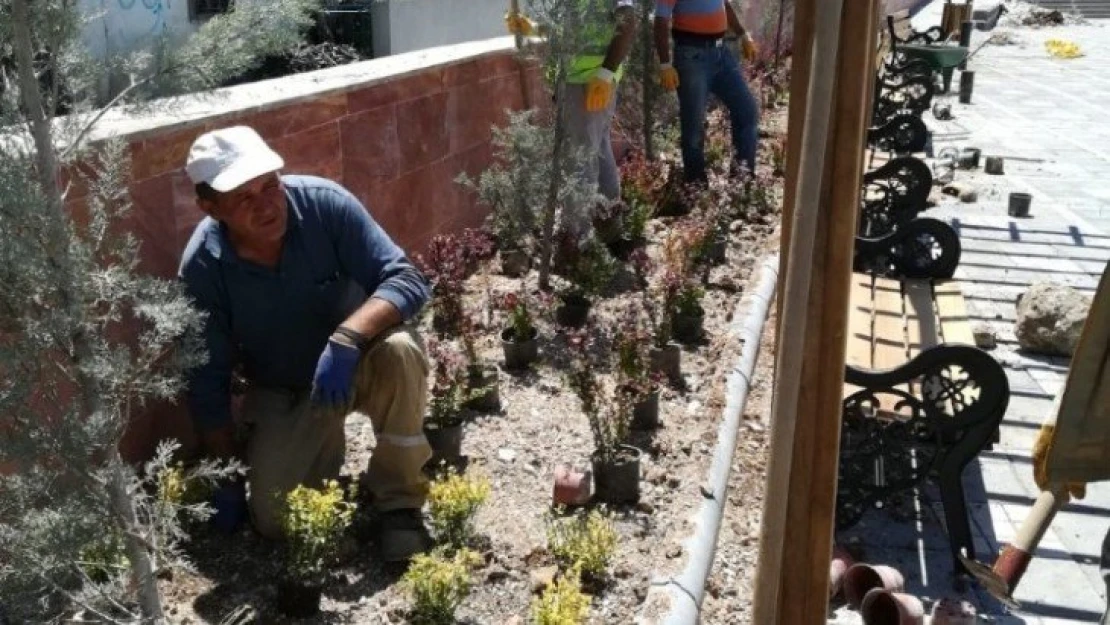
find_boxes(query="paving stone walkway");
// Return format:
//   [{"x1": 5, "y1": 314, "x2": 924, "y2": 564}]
[{"x1": 833, "y1": 4, "x2": 1110, "y2": 624}]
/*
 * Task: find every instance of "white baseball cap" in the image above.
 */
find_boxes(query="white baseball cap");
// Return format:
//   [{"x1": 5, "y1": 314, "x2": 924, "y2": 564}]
[{"x1": 185, "y1": 125, "x2": 285, "y2": 193}]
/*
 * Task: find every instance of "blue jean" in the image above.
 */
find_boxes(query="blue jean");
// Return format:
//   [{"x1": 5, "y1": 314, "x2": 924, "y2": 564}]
[{"x1": 673, "y1": 42, "x2": 760, "y2": 182}]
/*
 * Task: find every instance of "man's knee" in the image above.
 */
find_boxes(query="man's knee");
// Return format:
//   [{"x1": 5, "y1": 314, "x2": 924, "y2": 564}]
[
  {"x1": 248, "y1": 484, "x2": 286, "y2": 540},
  {"x1": 369, "y1": 328, "x2": 428, "y2": 383}
]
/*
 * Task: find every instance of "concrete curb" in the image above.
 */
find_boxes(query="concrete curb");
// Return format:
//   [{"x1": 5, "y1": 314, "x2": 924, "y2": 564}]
[{"x1": 637, "y1": 252, "x2": 780, "y2": 625}]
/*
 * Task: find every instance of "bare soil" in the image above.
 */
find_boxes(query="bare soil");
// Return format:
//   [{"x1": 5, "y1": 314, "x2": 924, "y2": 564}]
[{"x1": 158, "y1": 103, "x2": 787, "y2": 625}]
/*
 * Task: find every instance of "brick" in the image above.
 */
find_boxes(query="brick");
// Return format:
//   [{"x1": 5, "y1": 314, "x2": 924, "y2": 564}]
[
  {"x1": 347, "y1": 69, "x2": 445, "y2": 113},
  {"x1": 395, "y1": 92, "x2": 450, "y2": 174}
]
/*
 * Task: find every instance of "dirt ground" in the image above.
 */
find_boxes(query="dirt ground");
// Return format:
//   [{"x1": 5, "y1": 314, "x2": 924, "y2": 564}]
[{"x1": 158, "y1": 102, "x2": 787, "y2": 625}]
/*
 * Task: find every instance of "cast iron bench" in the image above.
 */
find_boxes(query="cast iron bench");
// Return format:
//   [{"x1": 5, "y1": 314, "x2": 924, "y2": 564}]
[
  {"x1": 869, "y1": 12, "x2": 936, "y2": 154},
  {"x1": 837, "y1": 272, "x2": 1010, "y2": 572}
]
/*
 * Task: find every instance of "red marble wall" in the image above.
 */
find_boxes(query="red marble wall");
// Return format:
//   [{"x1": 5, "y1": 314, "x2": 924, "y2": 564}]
[{"x1": 88, "y1": 50, "x2": 541, "y2": 461}]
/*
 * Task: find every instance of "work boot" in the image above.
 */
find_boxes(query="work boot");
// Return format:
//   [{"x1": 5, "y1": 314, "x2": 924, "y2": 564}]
[{"x1": 374, "y1": 508, "x2": 433, "y2": 563}]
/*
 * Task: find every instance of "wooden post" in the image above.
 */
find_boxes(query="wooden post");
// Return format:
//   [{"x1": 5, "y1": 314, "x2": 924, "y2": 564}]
[{"x1": 753, "y1": 0, "x2": 880, "y2": 622}]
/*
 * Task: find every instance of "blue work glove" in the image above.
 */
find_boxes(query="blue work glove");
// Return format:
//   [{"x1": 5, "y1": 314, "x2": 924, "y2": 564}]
[
  {"x1": 311, "y1": 338, "x2": 362, "y2": 407},
  {"x1": 210, "y1": 480, "x2": 247, "y2": 534}
]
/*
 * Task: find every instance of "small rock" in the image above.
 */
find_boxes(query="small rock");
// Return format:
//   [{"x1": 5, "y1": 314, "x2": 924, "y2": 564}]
[
  {"x1": 681, "y1": 443, "x2": 693, "y2": 456},
  {"x1": 666, "y1": 476, "x2": 682, "y2": 489},
  {"x1": 498, "y1": 448, "x2": 518, "y2": 463},
  {"x1": 504, "y1": 618, "x2": 524, "y2": 625},
  {"x1": 972, "y1": 322, "x2": 998, "y2": 349},
  {"x1": 487, "y1": 565, "x2": 510, "y2": 582},
  {"x1": 634, "y1": 585, "x2": 649, "y2": 602},
  {"x1": 636, "y1": 501, "x2": 656, "y2": 514},
  {"x1": 667, "y1": 545, "x2": 683, "y2": 559},
  {"x1": 700, "y1": 484, "x2": 715, "y2": 499},
  {"x1": 942, "y1": 181, "x2": 978, "y2": 202},
  {"x1": 531, "y1": 565, "x2": 559, "y2": 593},
  {"x1": 359, "y1": 595, "x2": 371, "y2": 605}
]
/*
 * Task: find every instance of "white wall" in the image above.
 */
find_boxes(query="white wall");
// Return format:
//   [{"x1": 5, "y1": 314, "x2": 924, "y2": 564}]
[
  {"x1": 371, "y1": 0, "x2": 507, "y2": 58},
  {"x1": 79, "y1": 0, "x2": 197, "y2": 62}
]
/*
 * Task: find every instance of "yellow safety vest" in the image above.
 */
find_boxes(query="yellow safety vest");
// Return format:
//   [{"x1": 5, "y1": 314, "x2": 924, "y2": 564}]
[{"x1": 567, "y1": 0, "x2": 626, "y2": 84}]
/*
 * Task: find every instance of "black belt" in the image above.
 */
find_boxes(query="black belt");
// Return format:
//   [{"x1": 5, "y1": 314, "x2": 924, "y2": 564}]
[{"x1": 672, "y1": 30, "x2": 728, "y2": 47}]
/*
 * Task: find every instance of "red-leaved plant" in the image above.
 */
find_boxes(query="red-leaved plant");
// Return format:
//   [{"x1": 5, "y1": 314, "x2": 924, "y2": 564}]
[
  {"x1": 499, "y1": 287, "x2": 552, "y2": 342},
  {"x1": 416, "y1": 228, "x2": 496, "y2": 337}
]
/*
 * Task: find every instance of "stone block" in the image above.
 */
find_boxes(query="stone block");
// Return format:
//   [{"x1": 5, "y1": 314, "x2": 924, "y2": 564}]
[
  {"x1": 395, "y1": 92, "x2": 450, "y2": 174},
  {"x1": 442, "y1": 58, "x2": 483, "y2": 88},
  {"x1": 235, "y1": 92, "x2": 349, "y2": 139},
  {"x1": 270, "y1": 121, "x2": 343, "y2": 175},
  {"x1": 347, "y1": 69, "x2": 446, "y2": 113},
  {"x1": 340, "y1": 106, "x2": 400, "y2": 187},
  {"x1": 128, "y1": 172, "x2": 179, "y2": 278},
  {"x1": 131, "y1": 125, "x2": 210, "y2": 182},
  {"x1": 447, "y1": 80, "x2": 495, "y2": 153}
]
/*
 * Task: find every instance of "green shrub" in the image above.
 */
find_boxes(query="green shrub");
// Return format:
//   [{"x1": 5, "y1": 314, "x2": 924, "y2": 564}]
[
  {"x1": 402, "y1": 548, "x2": 481, "y2": 625},
  {"x1": 546, "y1": 509, "x2": 617, "y2": 580},
  {"x1": 280, "y1": 480, "x2": 357, "y2": 582},
  {"x1": 531, "y1": 567, "x2": 591, "y2": 625},
  {"x1": 428, "y1": 469, "x2": 490, "y2": 550}
]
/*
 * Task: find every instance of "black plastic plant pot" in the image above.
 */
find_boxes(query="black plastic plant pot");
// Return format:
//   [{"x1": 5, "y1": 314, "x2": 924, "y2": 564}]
[
  {"x1": 672, "y1": 310, "x2": 705, "y2": 344},
  {"x1": 500, "y1": 248, "x2": 532, "y2": 278},
  {"x1": 424, "y1": 422, "x2": 464, "y2": 466},
  {"x1": 464, "y1": 364, "x2": 501, "y2": 412},
  {"x1": 501, "y1": 327, "x2": 539, "y2": 370},
  {"x1": 555, "y1": 294, "x2": 592, "y2": 328},
  {"x1": 649, "y1": 343, "x2": 682, "y2": 382},
  {"x1": 1008, "y1": 192, "x2": 1032, "y2": 218},
  {"x1": 702, "y1": 236, "x2": 727, "y2": 266},
  {"x1": 591, "y1": 445, "x2": 643, "y2": 504},
  {"x1": 276, "y1": 578, "x2": 323, "y2": 618},
  {"x1": 594, "y1": 215, "x2": 625, "y2": 245},
  {"x1": 631, "y1": 389, "x2": 660, "y2": 430}
]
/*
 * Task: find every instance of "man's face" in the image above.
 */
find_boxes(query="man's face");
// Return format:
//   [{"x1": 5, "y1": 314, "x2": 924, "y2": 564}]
[{"x1": 200, "y1": 172, "x2": 288, "y2": 244}]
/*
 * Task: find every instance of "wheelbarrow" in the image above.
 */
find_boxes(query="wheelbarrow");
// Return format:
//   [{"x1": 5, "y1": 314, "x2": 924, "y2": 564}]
[{"x1": 897, "y1": 44, "x2": 970, "y2": 94}]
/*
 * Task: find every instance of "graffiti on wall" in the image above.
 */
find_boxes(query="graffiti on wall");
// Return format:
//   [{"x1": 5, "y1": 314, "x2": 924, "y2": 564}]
[{"x1": 115, "y1": 0, "x2": 173, "y2": 37}]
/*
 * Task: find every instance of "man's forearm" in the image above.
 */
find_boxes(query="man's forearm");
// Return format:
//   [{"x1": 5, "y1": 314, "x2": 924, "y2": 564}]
[
  {"x1": 341, "y1": 296, "x2": 403, "y2": 343},
  {"x1": 654, "y1": 17, "x2": 672, "y2": 64},
  {"x1": 602, "y1": 8, "x2": 638, "y2": 71}
]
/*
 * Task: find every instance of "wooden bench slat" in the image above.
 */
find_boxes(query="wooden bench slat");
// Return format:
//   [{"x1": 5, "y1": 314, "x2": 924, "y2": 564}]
[
  {"x1": 845, "y1": 274, "x2": 876, "y2": 399},
  {"x1": 904, "y1": 279, "x2": 940, "y2": 355},
  {"x1": 872, "y1": 277, "x2": 910, "y2": 416},
  {"x1": 934, "y1": 281, "x2": 976, "y2": 345}
]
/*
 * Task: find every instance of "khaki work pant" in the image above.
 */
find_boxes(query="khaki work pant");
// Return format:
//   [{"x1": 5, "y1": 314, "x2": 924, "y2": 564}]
[{"x1": 243, "y1": 326, "x2": 431, "y2": 539}]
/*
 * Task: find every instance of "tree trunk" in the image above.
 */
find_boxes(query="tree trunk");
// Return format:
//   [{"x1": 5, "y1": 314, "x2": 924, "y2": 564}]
[
  {"x1": 537, "y1": 64, "x2": 570, "y2": 291},
  {"x1": 10, "y1": 1, "x2": 166, "y2": 621}
]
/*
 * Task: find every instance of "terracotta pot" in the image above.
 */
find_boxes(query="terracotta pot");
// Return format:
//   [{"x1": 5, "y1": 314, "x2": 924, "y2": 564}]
[
  {"x1": 555, "y1": 294, "x2": 591, "y2": 328},
  {"x1": 829, "y1": 544, "x2": 856, "y2": 599},
  {"x1": 860, "y1": 588, "x2": 924, "y2": 625},
  {"x1": 591, "y1": 444, "x2": 642, "y2": 504},
  {"x1": 276, "y1": 578, "x2": 323, "y2": 617},
  {"x1": 649, "y1": 343, "x2": 682, "y2": 383},
  {"x1": 843, "y1": 563, "x2": 905, "y2": 609},
  {"x1": 423, "y1": 422, "x2": 463, "y2": 467},
  {"x1": 552, "y1": 464, "x2": 592, "y2": 506},
  {"x1": 464, "y1": 364, "x2": 501, "y2": 412},
  {"x1": 501, "y1": 327, "x2": 539, "y2": 371},
  {"x1": 930, "y1": 597, "x2": 977, "y2": 625},
  {"x1": 500, "y1": 248, "x2": 532, "y2": 278}
]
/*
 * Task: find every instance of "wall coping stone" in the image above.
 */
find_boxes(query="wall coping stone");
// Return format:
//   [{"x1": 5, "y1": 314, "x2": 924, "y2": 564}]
[{"x1": 83, "y1": 36, "x2": 519, "y2": 145}]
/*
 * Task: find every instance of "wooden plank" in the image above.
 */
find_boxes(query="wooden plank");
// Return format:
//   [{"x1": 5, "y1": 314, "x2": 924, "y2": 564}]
[
  {"x1": 752, "y1": 0, "x2": 880, "y2": 621},
  {"x1": 904, "y1": 279, "x2": 941, "y2": 355},
  {"x1": 872, "y1": 277, "x2": 907, "y2": 370},
  {"x1": 934, "y1": 280, "x2": 976, "y2": 346}
]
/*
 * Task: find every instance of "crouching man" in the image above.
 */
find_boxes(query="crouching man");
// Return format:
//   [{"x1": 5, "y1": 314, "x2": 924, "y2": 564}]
[{"x1": 179, "y1": 125, "x2": 433, "y2": 562}]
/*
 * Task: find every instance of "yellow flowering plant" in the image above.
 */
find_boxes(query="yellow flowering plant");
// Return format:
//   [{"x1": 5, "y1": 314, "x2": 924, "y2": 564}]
[
  {"x1": 545, "y1": 508, "x2": 617, "y2": 581},
  {"x1": 428, "y1": 468, "x2": 490, "y2": 551},
  {"x1": 402, "y1": 548, "x2": 481, "y2": 625},
  {"x1": 280, "y1": 480, "x2": 357, "y2": 582},
  {"x1": 531, "y1": 566, "x2": 591, "y2": 625}
]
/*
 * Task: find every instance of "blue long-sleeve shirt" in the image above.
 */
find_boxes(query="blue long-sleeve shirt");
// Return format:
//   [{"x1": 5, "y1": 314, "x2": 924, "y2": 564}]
[{"x1": 179, "y1": 175, "x2": 430, "y2": 431}]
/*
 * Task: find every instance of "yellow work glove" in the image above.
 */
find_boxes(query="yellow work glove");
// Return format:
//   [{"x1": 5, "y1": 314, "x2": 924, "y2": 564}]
[
  {"x1": 504, "y1": 12, "x2": 536, "y2": 37},
  {"x1": 1032, "y1": 422, "x2": 1086, "y2": 499},
  {"x1": 585, "y1": 68, "x2": 616, "y2": 112},
  {"x1": 660, "y1": 63, "x2": 679, "y2": 91},
  {"x1": 741, "y1": 33, "x2": 759, "y2": 63}
]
